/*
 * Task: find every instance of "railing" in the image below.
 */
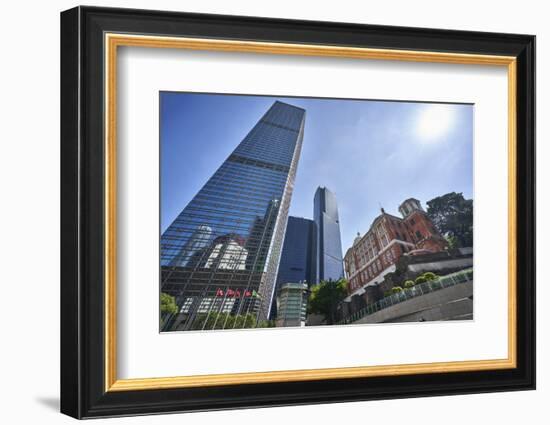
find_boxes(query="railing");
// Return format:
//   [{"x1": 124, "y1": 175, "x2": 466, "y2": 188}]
[{"x1": 339, "y1": 268, "x2": 473, "y2": 325}]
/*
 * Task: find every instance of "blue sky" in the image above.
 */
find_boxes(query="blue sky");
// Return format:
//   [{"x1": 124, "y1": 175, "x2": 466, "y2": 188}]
[{"x1": 161, "y1": 92, "x2": 473, "y2": 251}]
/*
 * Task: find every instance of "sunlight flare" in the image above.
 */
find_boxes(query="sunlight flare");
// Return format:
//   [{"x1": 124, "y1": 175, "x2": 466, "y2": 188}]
[{"x1": 416, "y1": 104, "x2": 456, "y2": 143}]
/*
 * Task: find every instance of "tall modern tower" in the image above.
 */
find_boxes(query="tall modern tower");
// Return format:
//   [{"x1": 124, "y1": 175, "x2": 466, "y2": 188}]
[
  {"x1": 271, "y1": 216, "x2": 317, "y2": 319},
  {"x1": 161, "y1": 101, "x2": 306, "y2": 331},
  {"x1": 314, "y1": 187, "x2": 344, "y2": 282}
]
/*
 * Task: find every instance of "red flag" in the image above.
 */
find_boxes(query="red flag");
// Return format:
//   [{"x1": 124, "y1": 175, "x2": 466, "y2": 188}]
[
  {"x1": 226, "y1": 288, "x2": 235, "y2": 297},
  {"x1": 244, "y1": 290, "x2": 252, "y2": 297},
  {"x1": 235, "y1": 289, "x2": 241, "y2": 298},
  {"x1": 216, "y1": 288, "x2": 224, "y2": 297}
]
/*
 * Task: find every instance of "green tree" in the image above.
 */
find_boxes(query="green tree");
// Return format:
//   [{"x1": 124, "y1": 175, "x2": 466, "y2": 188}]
[
  {"x1": 190, "y1": 312, "x2": 259, "y2": 330},
  {"x1": 160, "y1": 292, "x2": 178, "y2": 315},
  {"x1": 445, "y1": 234, "x2": 459, "y2": 249},
  {"x1": 257, "y1": 319, "x2": 276, "y2": 328},
  {"x1": 426, "y1": 192, "x2": 473, "y2": 248},
  {"x1": 308, "y1": 278, "x2": 348, "y2": 325}
]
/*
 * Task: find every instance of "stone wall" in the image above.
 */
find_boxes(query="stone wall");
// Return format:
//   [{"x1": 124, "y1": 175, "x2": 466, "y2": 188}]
[{"x1": 354, "y1": 279, "x2": 473, "y2": 324}]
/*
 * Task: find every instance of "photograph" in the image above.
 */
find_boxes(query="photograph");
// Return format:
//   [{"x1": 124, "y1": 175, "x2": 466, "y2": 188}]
[{"x1": 159, "y1": 93, "x2": 474, "y2": 332}]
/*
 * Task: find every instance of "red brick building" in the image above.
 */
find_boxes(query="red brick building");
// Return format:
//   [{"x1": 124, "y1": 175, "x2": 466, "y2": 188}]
[{"x1": 344, "y1": 198, "x2": 447, "y2": 297}]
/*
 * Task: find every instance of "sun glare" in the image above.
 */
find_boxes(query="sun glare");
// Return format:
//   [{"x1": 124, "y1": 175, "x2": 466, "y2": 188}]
[{"x1": 416, "y1": 104, "x2": 455, "y2": 143}]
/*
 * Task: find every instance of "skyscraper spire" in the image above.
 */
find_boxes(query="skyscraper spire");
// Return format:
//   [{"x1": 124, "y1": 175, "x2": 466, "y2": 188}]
[{"x1": 314, "y1": 187, "x2": 344, "y2": 282}]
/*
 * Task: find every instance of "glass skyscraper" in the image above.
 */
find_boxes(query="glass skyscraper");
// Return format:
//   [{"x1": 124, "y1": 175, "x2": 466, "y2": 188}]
[
  {"x1": 314, "y1": 187, "x2": 344, "y2": 282},
  {"x1": 271, "y1": 216, "x2": 317, "y2": 319},
  {"x1": 161, "y1": 101, "x2": 306, "y2": 331}
]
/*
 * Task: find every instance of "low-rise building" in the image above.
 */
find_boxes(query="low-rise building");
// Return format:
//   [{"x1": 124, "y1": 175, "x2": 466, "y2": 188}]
[
  {"x1": 344, "y1": 198, "x2": 447, "y2": 298},
  {"x1": 276, "y1": 282, "x2": 309, "y2": 327}
]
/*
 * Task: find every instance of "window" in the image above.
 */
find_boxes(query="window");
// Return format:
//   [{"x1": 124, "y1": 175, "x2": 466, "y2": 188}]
[
  {"x1": 222, "y1": 298, "x2": 235, "y2": 313},
  {"x1": 198, "y1": 297, "x2": 213, "y2": 313},
  {"x1": 180, "y1": 297, "x2": 194, "y2": 314},
  {"x1": 416, "y1": 230, "x2": 422, "y2": 240},
  {"x1": 366, "y1": 233, "x2": 378, "y2": 260},
  {"x1": 376, "y1": 225, "x2": 390, "y2": 248}
]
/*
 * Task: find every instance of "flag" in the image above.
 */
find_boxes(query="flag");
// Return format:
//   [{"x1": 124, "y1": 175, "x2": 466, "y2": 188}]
[{"x1": 216, "y1": 288, "x2": 224, "y2": 297}]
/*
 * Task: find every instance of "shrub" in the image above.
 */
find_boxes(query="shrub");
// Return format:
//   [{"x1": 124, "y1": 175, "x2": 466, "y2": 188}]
[
  {"x1": 415, "y1": 276, "x2": 427, "y2": 285},
  {"x1": 257, "y1": 320, "x2": 276, "y2": 328},
  {"x1": 403, "y1": 280, "x2": 415, "y2": 288},
  {"x1": 383, "y1": 290, "x2": 392, "y2": 297},
  {"x1": 421, "y1": 272, "x2": 438, "y2": 281},
  {"x1": 391, "y1": 286, "x2": 403, "y2": 293},
  {"x1": 160, "y1": 292, "x2": 178, "y2": 315}
]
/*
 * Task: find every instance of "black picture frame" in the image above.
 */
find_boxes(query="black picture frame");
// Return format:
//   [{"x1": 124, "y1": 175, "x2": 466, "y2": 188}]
[{"x1": 61, "y1": 5, "x2": 535, "y2": 419}]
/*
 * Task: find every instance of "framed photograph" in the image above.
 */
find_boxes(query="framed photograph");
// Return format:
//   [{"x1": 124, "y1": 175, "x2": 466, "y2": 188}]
[{"x1": 60, "y1": 6, "x2": 535, "y2": 419}]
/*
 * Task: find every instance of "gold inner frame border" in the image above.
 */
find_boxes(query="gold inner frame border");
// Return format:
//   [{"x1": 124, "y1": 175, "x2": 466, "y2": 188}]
[{"x1": 104, "y1": 33, "x2": 517, "y2": 392}]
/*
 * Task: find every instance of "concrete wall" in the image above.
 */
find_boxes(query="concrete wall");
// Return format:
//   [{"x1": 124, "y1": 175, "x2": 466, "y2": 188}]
[
  {"x1": 355, "y1": 280, "x2": 473, "y2": 324},
  {"x1": 407, "y1": 257, "x2": 473, "y2": 274}
]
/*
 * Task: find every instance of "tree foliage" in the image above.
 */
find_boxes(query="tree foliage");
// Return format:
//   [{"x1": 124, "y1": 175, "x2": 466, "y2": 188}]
[
  {"x1": 257, "y1": 319, "x2": 276, "y2": 328},
  {"x1": 445, "y1": 234, "x2": 459, "y2": 250},
  {"x1": 308, "y1": 279, "x2": 348, "y2": 325},
  {"x1": 189, "y1": 313, "x2": 276, "y2": 330},
  {"x1": 190, "y1": 312, "x2": 258, "y2": 330},
  {"x1": 426, "y1": 192, "x2": 473, "y2": 248},
  {"x1": 160, "y1": 292, "x2": 178, "y2": 315}
]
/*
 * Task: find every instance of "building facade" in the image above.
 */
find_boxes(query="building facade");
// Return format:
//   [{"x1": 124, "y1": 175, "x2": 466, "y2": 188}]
[
  {"x1": 271, "y1": 216, "x2": 317, "y2": 318},
  {"x1": 276, "y1": 282, "x2": 309, "y2": 327},
  {"x1": 161, "y1": 101, "x2": 306, "y2": 331},
  {"x1": 344, "y1": 198, "x2": 447, "y2": 298},
  {"x1": 314, "y1": 187, "x2": 344, "y2": 282}
]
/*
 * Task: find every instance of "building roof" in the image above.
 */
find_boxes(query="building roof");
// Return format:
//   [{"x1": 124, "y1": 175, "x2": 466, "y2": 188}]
[
  {"x1": 344, "y1": 198, "x2": 425, "y2": 256},
  {"x1": 398, "y1": 197, "x2": 421, "y2": 208},
  {"x1": 273, "y1": 100, "x2": 306, "y2": 112},
  {"x1": 279, "y1": 282, "x2": 308, "y2": 290}
]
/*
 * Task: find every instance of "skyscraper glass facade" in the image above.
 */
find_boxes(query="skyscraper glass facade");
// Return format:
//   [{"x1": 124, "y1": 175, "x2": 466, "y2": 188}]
[
  {"x1": 161, "y1": 101, "x2": 306, "y2": 331},
  {"x1": 314, "y1": 187, "x2": 344, "y2": 282},
  {"x1": 271, "y1": 216, "x2": 317, "y2": 319}
]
